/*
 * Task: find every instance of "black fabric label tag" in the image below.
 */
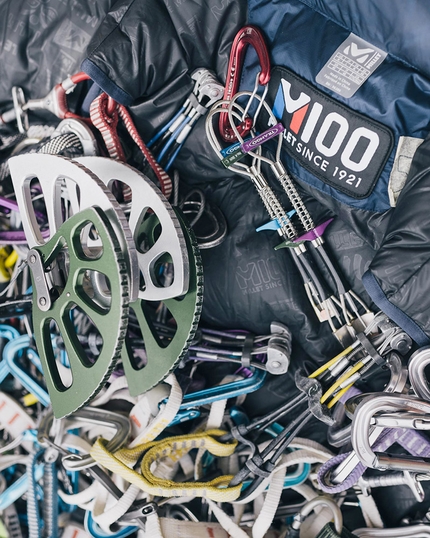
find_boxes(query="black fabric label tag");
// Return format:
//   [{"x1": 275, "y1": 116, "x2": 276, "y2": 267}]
[{"x1": 268, "y1": 67, "x2": 394, "y2": 199}]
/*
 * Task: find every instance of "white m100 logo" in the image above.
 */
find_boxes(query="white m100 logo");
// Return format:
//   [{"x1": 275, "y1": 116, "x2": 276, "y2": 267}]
[{"x1": 281, "y1": 79, "x2": 380, "y2": 172}]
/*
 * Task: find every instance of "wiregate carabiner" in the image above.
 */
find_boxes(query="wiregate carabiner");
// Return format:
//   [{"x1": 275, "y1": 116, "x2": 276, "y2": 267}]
[
  {"x1": 327, "y1": 352, "x2": 408, "y2": 448},
  {"x1": 219, "y1": 25, "x2": 271, "y2": 142},
  {"x1": 181, "y1": 367, "x2": 266, "y2": 405}
]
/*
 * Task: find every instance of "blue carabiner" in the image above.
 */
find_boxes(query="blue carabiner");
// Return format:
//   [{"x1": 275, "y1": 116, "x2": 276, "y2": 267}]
[
  {"x1": 85, "y1": 512, "x2": 137, "y2": 538},
  {"x1": 3, "y1": 335, "x2": 50, "y2": 406},
  {"x1": 181, "y1": 368, "x2": 266, "y2": 407},
  {"x1": 0, "y1": 324, "x2": 20, "y2": 384},
  {"x1": 168, "y1": 368, "x2": 266, "y2": 426},
  {"x1": 0, "y1": 324, "x2": 20, "y2": 341}
]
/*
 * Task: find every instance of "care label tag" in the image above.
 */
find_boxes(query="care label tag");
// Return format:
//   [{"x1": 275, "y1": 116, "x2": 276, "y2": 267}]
[
  {"x1": 269, "y1": 66, "x2": 394, "y2": 199},
  {"x1": 316, "y1": 33, "x2": 387, "y2": 98}
]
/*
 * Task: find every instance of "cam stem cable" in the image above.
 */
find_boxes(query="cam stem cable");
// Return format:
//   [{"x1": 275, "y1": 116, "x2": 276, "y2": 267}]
[
  {"x1": 229, "y1": 407, "x2": 313, "y2": 487},
  {"x1": 219, "y1": 391, "x2": 307, "y2": 443},
  {"x1": 309, "y1": 342, "x2": 360, "y2": 379},
  {"x1": 233, "y1": 410, "x2": 314, "y2": 500}
]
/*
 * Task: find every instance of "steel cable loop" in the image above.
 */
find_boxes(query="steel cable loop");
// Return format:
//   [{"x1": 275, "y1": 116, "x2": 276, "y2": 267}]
[
  {"x1": 230, "y1": 408, "x2": 312, "y2": 488},
  {"x1": 234, "y1": 411, "x2": 314, "y2": 501},
  {"x1": 27, "y1": 449, "x2": 45, "y2": 538},
  {"x1": 205, "y1": 99, "x2": 263, "y2": 177},
  {"x1": 180, "y1": 189, "x2": 206, "y2": 228},
  {"x1": 43, "y1": 461, "x2": 59, "y2": 538},
  {"x1": 226, "y1": 91, "x2": 315, "y2": 234},
  {"x1": 205, "y1": 101, "x2": 298, "y2": 241}
]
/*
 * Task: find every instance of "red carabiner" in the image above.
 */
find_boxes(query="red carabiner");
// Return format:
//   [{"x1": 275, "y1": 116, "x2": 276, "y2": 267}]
[
  {"x1": 219, "y1": 25, "x2": 271, "y2": 142},
  {"x1": 21, "y1": 71, "x2": 92, "y2": 124},
  {"x1": 55, "y1": 71, "x2": 92, "y2": 122}
]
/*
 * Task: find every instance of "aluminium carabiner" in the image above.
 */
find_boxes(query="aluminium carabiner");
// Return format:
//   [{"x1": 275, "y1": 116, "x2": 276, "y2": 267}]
[
  {"x1": 350, "y1": 392, "x2": 430, "y2": 473},
  {"x1": 219, "y1": 25, "x2": 271, "y2": 142}
]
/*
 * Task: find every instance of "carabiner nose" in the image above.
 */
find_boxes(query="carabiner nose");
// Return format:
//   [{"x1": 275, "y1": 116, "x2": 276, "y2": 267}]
[{"x1": 219, "y1": 25, "x2": 271, "y2": 142}]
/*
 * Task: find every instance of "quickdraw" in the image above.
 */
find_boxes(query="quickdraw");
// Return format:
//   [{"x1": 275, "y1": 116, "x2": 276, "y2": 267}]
[{"x1": 90, "y1": 92, "x2": 173, "y2": 199}]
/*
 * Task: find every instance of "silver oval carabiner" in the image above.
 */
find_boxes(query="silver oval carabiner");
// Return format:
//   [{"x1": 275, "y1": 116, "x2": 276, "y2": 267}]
[
  {"x1": 350, "y1": 392, "x2": 430, "y2": 473},
  {"x1": 408, "y1": 346, "x2": 430, "y2": 401}
]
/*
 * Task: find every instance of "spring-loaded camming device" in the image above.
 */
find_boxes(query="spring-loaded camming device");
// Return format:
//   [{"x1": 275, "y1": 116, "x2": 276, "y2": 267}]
[{"x1": 148, "y1": 69, "x2": 224, "y2": 171}]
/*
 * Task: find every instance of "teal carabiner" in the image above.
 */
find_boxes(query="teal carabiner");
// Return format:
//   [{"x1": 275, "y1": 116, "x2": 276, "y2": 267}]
[
  {"x1": 169, "y1": 368, "x2": 266, "y2": 426},
  {"x1": 3, "y1": 335, "x2": 50, "y2": 406},
  {"x1": 0, "y1": 324, "x2": 20, "y2": 384}
]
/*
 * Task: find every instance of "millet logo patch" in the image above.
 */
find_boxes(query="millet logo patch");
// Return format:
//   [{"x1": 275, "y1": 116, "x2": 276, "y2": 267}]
[
  {"x1": 269, "y1": 67, "x2": 394, "y2": 199},
  {"x1": 343, "y1": 42, "x2": 375, "y2": 64}
]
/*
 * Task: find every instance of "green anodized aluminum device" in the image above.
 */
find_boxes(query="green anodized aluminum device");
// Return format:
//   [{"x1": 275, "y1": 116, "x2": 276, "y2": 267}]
[
  {"x1": 8, "y1": 154, "x2": 137, "y2": 418},
  {"x1": 122, "y1": 209, "x2": 203, "y2": 396},
  {"x1": 75, "y1": 157, "x2": 203, "y2": 396},
  {"x1": 28, "y1": 206, "x2": 129, "y2": 418}
]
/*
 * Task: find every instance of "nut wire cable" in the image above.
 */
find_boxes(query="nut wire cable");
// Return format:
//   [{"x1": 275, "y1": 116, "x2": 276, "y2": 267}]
[
  {"x1": 227, "y1": 91, "x2": 371, "y2": 328},
  {"x1": 307, "y1": 314, "x2": 402, "y2": 407},
  {"x1": 220, "y1": 391, "x2": 307, "y2": 444},
  {"x1": 206, "y1": 101, "x2": 351, "y2": 332}
]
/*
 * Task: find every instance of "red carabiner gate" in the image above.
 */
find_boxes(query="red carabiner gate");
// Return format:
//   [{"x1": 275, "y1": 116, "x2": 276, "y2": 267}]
[{"x1": 219, "y1": 25, "x2": 271, "y2": 142}]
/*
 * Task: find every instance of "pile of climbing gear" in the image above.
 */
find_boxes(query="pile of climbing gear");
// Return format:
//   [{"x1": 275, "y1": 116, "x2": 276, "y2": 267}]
[{"x1": 0, "y1": 10, "x2": 430, "y2": 538}]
